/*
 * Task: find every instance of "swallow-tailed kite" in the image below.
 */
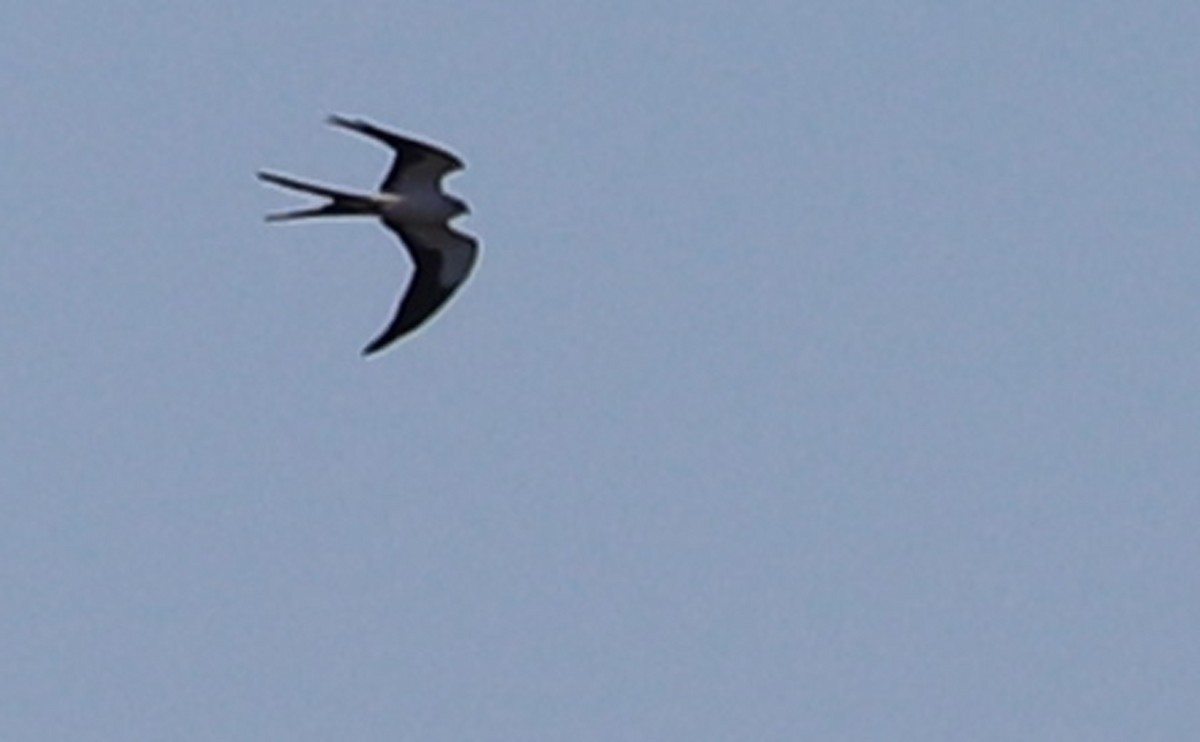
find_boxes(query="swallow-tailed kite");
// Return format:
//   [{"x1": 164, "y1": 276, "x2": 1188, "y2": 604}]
[{"x1": 258, "y1": 116, "x2": 477, "y2": 355}]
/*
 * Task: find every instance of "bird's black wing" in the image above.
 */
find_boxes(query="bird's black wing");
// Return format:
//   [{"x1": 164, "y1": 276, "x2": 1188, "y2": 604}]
[
  {"x1": 327, "y1": 115, "x2": 464, "y2": 194},
  {"x1": 362, "y1": 223, "x2": 479, "y2": 355}
]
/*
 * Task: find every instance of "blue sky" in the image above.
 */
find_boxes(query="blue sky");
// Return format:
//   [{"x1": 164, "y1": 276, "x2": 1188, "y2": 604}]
[{"x1": 3, "y1": 2, "x2": 1199, "y2": 740}]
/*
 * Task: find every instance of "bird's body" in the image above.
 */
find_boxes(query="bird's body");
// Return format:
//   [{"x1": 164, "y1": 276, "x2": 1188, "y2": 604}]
[
  {"x1": 258, "y1": 116, "x2": 477, "y2": 356},
  {"x1": 378, "y1": 191, "x2": 465, "y2": 224}
]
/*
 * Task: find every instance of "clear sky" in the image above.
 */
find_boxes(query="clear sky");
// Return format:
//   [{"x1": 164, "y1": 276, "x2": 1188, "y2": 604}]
[{"x1": 3, "y1": 2, "x2": 1199, "y2": 740}]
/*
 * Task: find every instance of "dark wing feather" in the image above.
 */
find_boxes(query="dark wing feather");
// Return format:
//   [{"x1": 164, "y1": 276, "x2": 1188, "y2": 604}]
[
  {"x1": 362, "y1": 224, "x2": 479, "y2": 355},
  {"x1": 327, "y1": 115, "x2": 463, "y2": 194}
]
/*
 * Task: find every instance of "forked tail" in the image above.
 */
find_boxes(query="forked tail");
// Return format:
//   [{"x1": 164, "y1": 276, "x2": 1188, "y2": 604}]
[{"x1": 257, "y1": 171, "x2": 378, "y2": 221}]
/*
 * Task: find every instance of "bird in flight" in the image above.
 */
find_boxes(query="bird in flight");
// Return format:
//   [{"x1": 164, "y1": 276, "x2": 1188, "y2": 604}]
[{"x1": 258, "y1": 116, "x2": 477, "y2": 356}]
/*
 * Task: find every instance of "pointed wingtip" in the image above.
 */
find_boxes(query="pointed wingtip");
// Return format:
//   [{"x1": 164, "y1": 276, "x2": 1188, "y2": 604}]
[
  {"x1": 362, "y1": 325, "x2": 408, "y2": 356},
  {"x1": 361, "y1": 337, "x2": 389, "y2": 356}
]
